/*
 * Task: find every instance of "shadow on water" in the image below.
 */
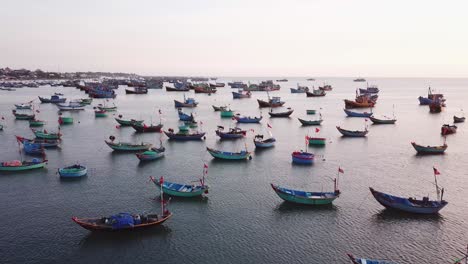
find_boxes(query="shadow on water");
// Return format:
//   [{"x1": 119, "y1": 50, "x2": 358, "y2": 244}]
[
  {"x1": 274, "y1": 201, "x2": 338, "y2": 214},
  {"x1": 372, "y1": 209, "x2": 445, "y2": 223}
]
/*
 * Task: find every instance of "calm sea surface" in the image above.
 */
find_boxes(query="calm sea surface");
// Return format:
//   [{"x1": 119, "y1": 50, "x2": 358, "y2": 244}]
[{"x1": 0, "y1": 77, "x2": 467, "y2": 263}]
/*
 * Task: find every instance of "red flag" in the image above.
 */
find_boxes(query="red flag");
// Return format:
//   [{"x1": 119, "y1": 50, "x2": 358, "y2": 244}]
[
  {"x1": 144, "y1": 124, "x2": 148, "y2": 129},
  {"x1": 433, "y1": 167, "x2": 440, "y2": 175},
  {"x1": 338, "y1": 167, "x2": 344, "y2": 173},
  {"x1": 159, "y1": 176, "x2": 164, "y2": 185},
  {"x1": 204, "y1": 163, "x2": 208, "y2": 169},
  {"x1": 315, "y1": 128, "x2": 320, "y2": 133},
  {"x1": 305, "y1": 135, "x2": 310, "y2": 140},
  {"x1": 116, "y1": 125, "x2": 120, "y2": 129},
  {"x1": 267, "y1": 123, "x2": 272, "y2": 128},
  {"x1": 203, "y1": 163, "x2": 208, "y2": 174}
]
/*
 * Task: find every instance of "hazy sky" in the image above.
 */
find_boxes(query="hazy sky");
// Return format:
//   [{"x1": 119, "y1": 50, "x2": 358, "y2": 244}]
[{"x1": 1, "y1": 0, "x2": 468, "y2": 77}]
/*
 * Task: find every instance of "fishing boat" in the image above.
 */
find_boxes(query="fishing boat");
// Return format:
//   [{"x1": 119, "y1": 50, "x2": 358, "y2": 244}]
[
  {"x1": 276, "y1": 79, "x2": 288, "y2": 82},
  {"x1": 58, "y1": 113, "x2": 74, "y2": 125},
  {"x1": 344, "y1": 109, "x2": 373, "y2": 118},
  {"x1": 12, "y1": 110, "x2": 35, "y2": 120},
  {"x1": 97, "y1": 104, "x2": 117, "y2": 112},
  {"x1": 344, "y1": 99, "x2": 375, "y2": 109},
  {"x1": 441, "y1": 124, "x2": 457, "y2": 135},
  {"x1": 369, "y1": 116, "x2": 396, "y2": 124},
  {"x1": 429, "y1": 101, "x2": 443, "y2": 113},
  {"x1": 454, "y1": 116, "x2": 465, "y2": 123},
  {"x1": 418, "y1": 96, "x2": 432, "y2": 105},
  {"x1": 359, "y1": 86, "x2": 380, "y2": 94},
  {"x1": 105, "y1": 136, "x2": 152, "y2": 151},
  {"x1": 411, "y1": 142, "x2": 447, "y2": 154},
  {"x1": 306, "y1": 88, "x2": 326, "y2": 97},
  {"x1": 369, "y1": 168, "x2": 447, "y2": 214},
  {"x1": 336, "y1": 126, "x2": 368, "y2": 137},
  {"x1": 318, "y1": 84, "x2": 333, "y2": 91},
  {"x1": 150, "y1": 171, "x2": 208, "y2": 197},
  {"x1": 257, "y1": 96, "x2": 285, "y2": 108},
  {"x1": 291, "y1": 151, "x2": 314, "y2": 165},
  {"x1": 94, "y1": 109, "x2": 107, "y2": 117},
  {"x1": 56, "y1": 101, "x2": 85, "y2": 111},
  {"x1": 32, "y1": 129, "x2": 62, "y2": 140},
  {"x1": 131, "y1": 123, "x2": 163, "y2": 133},
  {"x1": 220, "y1": 109, "x2": 234, "y2": 118},
  {"x1": 29, "y1": 119, "x2": 45, "y2": 127},
  {"x1": 58, "y1": 164, "x2": 88, "y2": 178},
  {"x1": 178, "y1": 109, "x2": 194, "y2": 122},
  {"x1": 136, "y1": 146, "x2": 165, "y2": 161},
  {"x1": 268, "y1": 108, "x2": 294, "y2": 118},
  {"x1": 194, "y1": 86, "x2": 216, "y2": 94},
  {"x1": 14, "y1": 103, "x2": 32, "y2": 109},
  {"x1": 16, "y1": 136, "x2": 59, "y2": 148},
  {"x1": 38, "y1": 95, "x2": 66, "y2": 103},
  {"x1": 271, "y1": 177, "x2": 340, "y2": 205},
  {"x1": 0, "y1": 158, "x2": 47, "y2": 172},
  {"x1": 298, "y1": 118, "x2": 322, "y2": 126},
  {"x1": 290, "y1": 84, "x2": 309, "y2": 93},
  {"x1": 215, "y1": 126, "x2": 246, "y2": 139},
  {"x1": 165, "y1": 86, "x2": 190, "y2": 92},
  {"x1": 228, "y1": 81, "x2": 248, "y2": 89},
  {"x1": 212, "y1": 105, "x2": 227, "y2": 111},
  {"x1": 125, "y1": 87, "x2": 148, "y2": 94},
  {"x1": 347, "y1": 254, "x2": 396, "y2": 264},
  {"x1": 253, "y1": 134, "x2": 276, "y2": 148},
  {"x1": 115, "y1": 116, "x2": 144, "y2": 126},
  {"x1": 232, "y1": 90, "x2": 251, "y2": 99},
  {"x1": 164, "y1": 129, "x2": 206, "y2": 140},
  {"x1": 308, "y1": 137, "x2": 326, "y2": 146},
  {"x1": 234, "y1": 115, "x2": 262, "y2": 123},
  {"x1": 22, "y1": 141, "x2": 45, "y2": 155},
  {"x1": 174, "y1": 97, "x2": 198, "y2": 108},
  {"x1": 206, "y1": 147, "x2": 251, "y2": 160},
  {"x1": 306, "y1": 109, "x2": 316, "y2": 115},
  {"x1": 77, "y1": 98, "x2": 93, "y2": 105},
  {"x1": 353, "y1": 78, "x2": 366, "y2": 82},
  {"x1": 210, "y1": 82, "x2": 225, "y2": 88}
]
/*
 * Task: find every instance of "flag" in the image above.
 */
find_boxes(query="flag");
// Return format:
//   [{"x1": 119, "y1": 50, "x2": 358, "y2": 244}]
[
  {"x1": 158, "y1": 109, "x2": 162, "y2": 114},
  {"x1": 267, "y1": 123, "x2": 272, "y2": 128},
  {"x1": 250, "y1": 129, "x2": 255, "y2": 133},
  {"x1": 305, "y1": 135, "x2": 310, "y2": 140},
  {"x1": 203, "y1": 163, "x2": 208, "y2": 174},
  {"x1": 116, "y1": 125, "x2": 120, "y2": 129},
  {"x1": 433, "y1": 167, "x2": 440, "y2": 175},
  {"x1": 159, "y1": 176, "x2": 164, "y2": 185},
  {"x1": 315, "y1": 128, "x2": 320, "y2": 133},
  {"x1": 338, "y1": 167, "x2": 344, "y2": 173}
]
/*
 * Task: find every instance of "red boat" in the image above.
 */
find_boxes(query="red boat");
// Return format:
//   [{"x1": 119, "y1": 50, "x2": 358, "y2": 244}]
[
  {"x1": 344, "y1": 99, "x2": 375, "y2": 109},
  {"x1": 441, "y1": 124, "x2": 457, "y2": 135}
]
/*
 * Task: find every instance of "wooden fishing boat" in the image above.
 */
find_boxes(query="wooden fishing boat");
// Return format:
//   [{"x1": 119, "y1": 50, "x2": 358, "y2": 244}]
[
  {"x1": 165, "y1": 86, "x2": 190, "y2": 92},
  {"x1": 57, "y1": 102, "x2": 85, "y2": 111},
  {"x1": 306, "y1": 109, "x2": 316, "y2": 115},
  {"x1": 418, "y1": 96, "x2": 432, "y2": 105},
  {"x1": 306, "y1": 89, "x2": 326, "y2": 97},
  {"x1": 136, "y1": 147, "x2": 165, "y2": 161},
  {"x1": 14, "y1": 103, "x2": 32, "y2": 109},
  {"x1": 206, "y1": 147, "x2": 251, "y2": 160},
  {"x1": 12, "y1": 110, "x2": 35, "y2": 120},
  {"x1": 369, "y1": 116, "x2": 396, "y2": 124},
  {"x1": 269, "y1": 108, "x2": 294, "y2": 118},
  {"x1": 22, "y1": 141, "x2": 45, "y2": 155},
  {"x1": 290, "y1": 85, "x2": 309, "y2": 93},
  {"x1": 150, "y1": 176, "x2": 208, "y2": 197},
  {"x1": 234, "y1": 115, "x2": 262, "y2": 123},
  {"x1": 454, "y1": 116, "x2": 465, "y2": 123},
  {"x1": 291, "y1": 151, "x2": 314, "y2": 165},
  {"x1": 178, "y1": 109, "x2": 194, "y2": 121},
  {"x1": 441, "y1": 124, "x2": 457, "y2": 135},
  {"x1": 29, "y1": 119, "x2": 45, "y2": 127},
  {"x1": 253, "y1": 134, "x2": 276, "y2": 148},
  {"x1": 215, "y1": 126, "x2": 246, "y2": 139},
  {"x1": 97, "y1": 104, "x2": 117, "y2": 112},
  {"x1": 411, "y1": 142, "x2": 447, "y2": 154},
  {"x1": 174, "y1": 97, "x2": 198, "y2": 108},
  {"x1": 347, "y1": 254, "x2": 396, "y2": 264},
  {"x1": 131, "y1": 123, "x2": 163, "y2": 133},
  {"x1": 125, "y1": 87, "x2": 148, "y2": 94},
  {"x1": 105, "y1": 137, "x2": 152, "y2": 151},
  {"x1": 318, "y1": 84, "x2": 333, "y2": 91},
  {"x1": 429, "y1": 101, "x2": 443, "y2": 113},
  {"x1": 336, "y1": 126, "x2": 368, "y2": 137},
  {"x1": 32, "y1": 129, "x2": 62, "y2": 139},
  {"x1": 164, "y1": 129, "x2": 205, "y2": 140},
  {"x1": 344, "y1": 99, "x2": 375, "y2": 109},
  {"x1": 16, "y1": 136, "x2": 59, "y2": 148},
  {"x1": 38, "y1": 95, "x2": 66, "y2": 103},
  {"x1": 115, "y1": 117, "x2": 144, "y2": 126},
  {"x1": 344, "y1": 109, "x2": 372, "y2": 118},
  {"x1": 72, "y1": 211, "x2": 172, "y2": 231},
  {"x1": 220, "y1": 109, "x2": 234, "y2": 118},
  {"x1": 359, "y1": 86, "x2": 379, "y2": 94},
  {"x1": 353, "y1": 78, "x2": 366, "y2": 82},
  {"x1": 257, "y1": 97, "x2": 285, "y2": 108},
  {"x1": 0, "y1": 158, "x2": 47, "y2": 172},
  {"x1": 232, "y1": 90, "x2": 251, "y2": 99},
  {"x1": 271, "y1": 179, "x2": 340, "y2": 205},
  {"x1": 308, "y1": 137, "x2": 326, "y2": 146},
  {"x1": 94, "y1": 110, "x2": 107, "y2": 117},
  {"x1": 298, "y1": 118, "x2": 322, "y2": 126},
  {"x1": 58, "y1": 116, "x2": 74, "y2": 124},
  {"x1": 210, "y1": 82, "x2": 225, "y2": 88},
  {"x1": 212, "y1": 105, "x2": 227, "y2": 111},
  {"x1": 194, "y1": 86, "x2": 216, "y2": 94},
  {"x1": 58, "y1": 164, "x2": 88, "y2": 178}
]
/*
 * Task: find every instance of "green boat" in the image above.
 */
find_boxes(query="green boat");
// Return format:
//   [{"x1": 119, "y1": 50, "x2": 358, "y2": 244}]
[
  {"x1": 115, "y1": 117, "x2": 144, "y2": 126},
  {"x1": 105, "y1": 138, "x2": 152, "y2": 151},
  {"x1": 220, "y1": 110, "x2": 234, "y2": 118},
  {"x1": 59, "y1": 116, "x2": 74, "y2": 124},
  {"x1": 29, "y1": 119, "x2": 45, "y2": 127},
  {"x1": 306, "y1": 110, "x2": 316, "y2": 115},
  {"x1": 271, "y1": 183, "x2": 339, "y2": 205},
  {"x1": 178, "y1": 125, "x2": 190, "y2": 132},
  {"x1": 33, "y1": 129, "x2": 62, "y2": 139},
  {"x1": 206, "y1": 147, "x2": 251, "y2": 160},
  {"x1": 95, "y1": 110, "x2": 107, "y2": 117},
  {"x1": 0, "y1": 159, "x2": 47, "y2": 172},
  {"x1": 308, "y1": 137, "x2": 326, "y2": 146},
  {"x1": 185, "y1": 121, "x2": 198, "y2": 128},
  {"x1": 12, "y1": 110, "x2": 35, "y2": 120}
]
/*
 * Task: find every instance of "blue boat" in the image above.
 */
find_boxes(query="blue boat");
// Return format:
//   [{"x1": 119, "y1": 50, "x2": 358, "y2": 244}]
[
  {"x1": 291, "y1": 151, "x2": 314, "y2": 165},
  {"x1": 290, "y1": 85, "x2": 309, "y2": 93},
  {"x1": 253, "y1": 135, "x2": 276, "y2": 148},
  {"x1": 150, "y1": 176, "x2": 208, "y2": 198},
  {"x1": 418, "y1": 96, "x2": 432, "y2": 105},
  {"x1": 344, "y1": 109, "x2": 373, "y2": 117},
  {"x1": 271, "y1": 181, "x2": 340, "y2": 205},
  {"x1": 336, "y1": 126, "x2": 368, "y2": 137},
  {"x1": 215, "y1": 126, "x2": 246, "y2": 139},
  {"x1": 174, "y1": 96, "x2": 198, "y2": 107},
  {"x1": 23, "y1": 141, "x2": 44, "y2": 155},
  {"x1": 232, "y1": 90, "x2": 251, "y2": 99},
  {"x1": 234, "y1": 115, "x2": 262, "y2": 123},
  {"x1": 206, "y1": 147, "x2": 251, "y2": 160},
  {"x1": 178, "y1": 109, "x2": 194, "y2": 121},
  {"x1": 347, "y1": 254, "x2": 397, "y2": 264},
  {"x1": 38, "y1": 95, "x2": 66, "y2": 103},
  {"x1": 58, "y1": 164, "x2": 88, "y2": 178}
]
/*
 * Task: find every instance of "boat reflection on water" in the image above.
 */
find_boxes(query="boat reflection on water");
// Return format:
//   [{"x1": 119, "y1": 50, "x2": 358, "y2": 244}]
[
  {"x1": 372, "y1": 209, "x2": 444, "y2": 223},
  {"x1": 274, "y1": 201, "x2": 338, "y2": 213}
]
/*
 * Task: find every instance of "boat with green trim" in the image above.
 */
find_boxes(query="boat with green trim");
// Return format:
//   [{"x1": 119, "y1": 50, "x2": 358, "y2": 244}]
[
  {"x1": 12, "y1": 110, "x2": 35, "y2": 120},
  {"x1": 0, "y1": 158, "x2": 47, "y2": 172},
  {"x1": 58, "y1": 116, "x2": 73, "y2": 124},
  {"x1": 115, "y1": 115, "x2": 144, "y2": 126},
  {"x1": 32, "y1": 129, "x2": 62, "y2": 139},
  {"x1": 94, "y1": 110, "x2": 107, "y2": 117},
  {"x1": 58, "y1": 164, "x2": 87, "y2": 178},
  {"x1": 206, "y1": 147, "x2": 251, "y2": 160},
  {"x1": 220, "y1": 109, "x2": 234, "y2": 118},
  {"x1": 306, "y1": 109, "x2": 316, "y2": 115},
  {"x1": 308, "y1": 137, "x2": 326, "y2": 146},
  {"x1": 136, "y1": 147, "x2": 165, "y2": 161},
  {"x1": 298, "y1": 118, "x2": 322, "y2": 126},
  {"x1": 150, "y1": 175, "x2": 208, "y2": 198},
  {"x1": 29, "y1": 119, "x2": 45, "y2": 127},
  {"x1": 105, "y1": 136, "x2": 152, "y2": 151},
  {"x1": 97, "y1": 104, "x2": 117, "y2": 111}
]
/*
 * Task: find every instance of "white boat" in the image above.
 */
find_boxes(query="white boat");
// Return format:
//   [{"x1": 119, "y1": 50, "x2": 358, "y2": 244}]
[{"x1": 56, "y1": 101, "x2": 85, "y2": 111}]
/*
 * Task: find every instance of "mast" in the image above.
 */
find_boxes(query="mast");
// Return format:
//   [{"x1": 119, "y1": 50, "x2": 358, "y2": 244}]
[
  {"x1": 159, "y1": 176, "x2": 164, "y2": 216},
  {"x1": 433, "y1": 169, "x2": 440, "y2": 201}
]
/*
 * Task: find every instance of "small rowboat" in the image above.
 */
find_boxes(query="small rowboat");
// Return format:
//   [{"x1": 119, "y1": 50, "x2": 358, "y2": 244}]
[
  {"x1": 125, "y1": 88, "x2": 148, "y2": 94},
  {"x1": 166, "y1": 86, "x2": 190, "y2": 92},
  {"x1": 16, "y1": 136, "x2": 59, "y2": 148},
  {"x1": 306, "y1": 109, "x2": 316, "y2": 115},
  {"x1": 454, "y1": 115, "x2": 465, "y2": 123},
  {"x1": 174, "y1": 98, "x2": 198, "y2": 108},
  {"x1": 94, "y1": 110, "x2": 107, "y2": 117},
  {"x1": 234, "y1": 115, "x2": 262, "y2": 123},
  {"x1": 344, "y1": 99, "x2": 375, "y2": 109},
  {"x1": 343, "y1": 109, "x2": 372, "y2": 118},
  {"x1": 38, "y1": 95, "x2": 66, "y2": 103},
  {"x1": 291, "y1": 151, "x2": 314, "y2": 165},
  {"x1": 57, "y1": 102, "x2": 85, "y2": 111},
  {"x1": 97, "y1": 104, "x2": 117, "y2": 112},
  {"x1": 105, "y1": 138, "x2": 152, "y2": 151},
  {"x1": 29, "y1": 119, "x2": 45, "y2": 127},
  {"x1": 12, "y1": 110, "x2": 35, "y2": 120},
  {"x1": 306, "y1": 89, "x2": 326, "y2": 97},
  {"x1": 369, "y1": 116, "x2": 396, "y2": 124},
  {"x1": 212, "y1": 105, "x2": 227, "y2": 111},
  {"x1": 15, "y1": 103, "x2": 32, "y2": 109},
  {"x1": 336, "y1": 126, "x2": 368, "y2": 137},
  {"x1": 411, "y1": 142, "x2": 447, "y2": 154},
  {"x1": 441, "y1": 124, "x2": 457, "y2": 135},
  {"x1": 232, "y1": 90, "x2": 251, "y2": 99},
  {"x1": 32, "y1": 129, "x2": 62, "y2": 140},
  {"x1": 0, "y1": 158, "x2": 47, "y2": 172},
  {"x1": 206, "y1": 147, "x2": 251, "y2": 160},
  {"x1": 215, "y1": 126, "x2": 246, "y2": 139},
  {"x1": 136, "y1": 147, "x2": 165, "y2": 161},
  {"x1": 257, "y1": 97, "x2": 285, "y2": 108},
  {"x1": 131, "y1": 123, "x2": 163, "y2": 133},
  {"x1": 164, "y1": 130, "x2": 205, "y2": 140},
  {"x1": 308, "y1": 137, "x2": 326, "y2": 146},
  {"x1": 150, "y1": 177, "x2": 208, "y2": 197},
  {"x1": 58, "y1": 164, "x2": 88, "y2": 178},
  {"x1": 220, "y1": 109, "x2": 234, "y2": 118},
  {"x1": 298, "y1": 118, "x2": 322, "y2": 126},
  {"x1": 178, "y1": 110, "x2": 194, "y2": 122},
  {"x1": 271, "y1": 182, "x2": 340, "y2": 205},
  {"x1": 269, "y1": 108, "x2": 294, "y2": 118},
  {"x1": 347, "y1": 254, "x2": 397, "y2": 264},
  {"x1": 253, "y1": 134, "x2": 276, "y2": 148},
  {"x1": 115, "y1": 117, "x2": 144, "y2": 126},
  {"x1": 72, "y1": 212, "x2": 172, "y2": 231}
]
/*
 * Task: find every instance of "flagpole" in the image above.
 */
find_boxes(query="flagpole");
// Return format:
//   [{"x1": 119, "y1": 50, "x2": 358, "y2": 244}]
[
  {"x1": 433, "y1": 168, "x2": 440, "y2": 201},
  {"x1": 160, "y1": 177, "x2": 164, "y2": 216}
]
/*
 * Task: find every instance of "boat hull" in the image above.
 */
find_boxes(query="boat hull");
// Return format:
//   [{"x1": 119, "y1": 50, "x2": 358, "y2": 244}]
[
  {"x1": 206, "y1": 147, "x2": 250, "y2": 160},
  {"x1": 105, "y1": 141, "x2": 152, "y2": 151},
  {"x1": 0, "y1": 162, "x2": 46, "y2": 171},
  {"x1": 336, "y1": 126, "x2": 368, "y2": 137},
  {"x1": 271, "y1": 184, "x2": 338, "y2": 205},
  {"x1": 411, "y1": 142, "x2": 447, "y2": 154},
  {"x1": 164, "y1": 131, "x2": 205, "y2": 140}
]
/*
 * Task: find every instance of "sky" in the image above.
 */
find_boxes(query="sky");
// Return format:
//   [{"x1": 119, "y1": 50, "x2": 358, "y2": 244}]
[{"x1": 1, "y1": 0, "x2": 468, "y2": 77}]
